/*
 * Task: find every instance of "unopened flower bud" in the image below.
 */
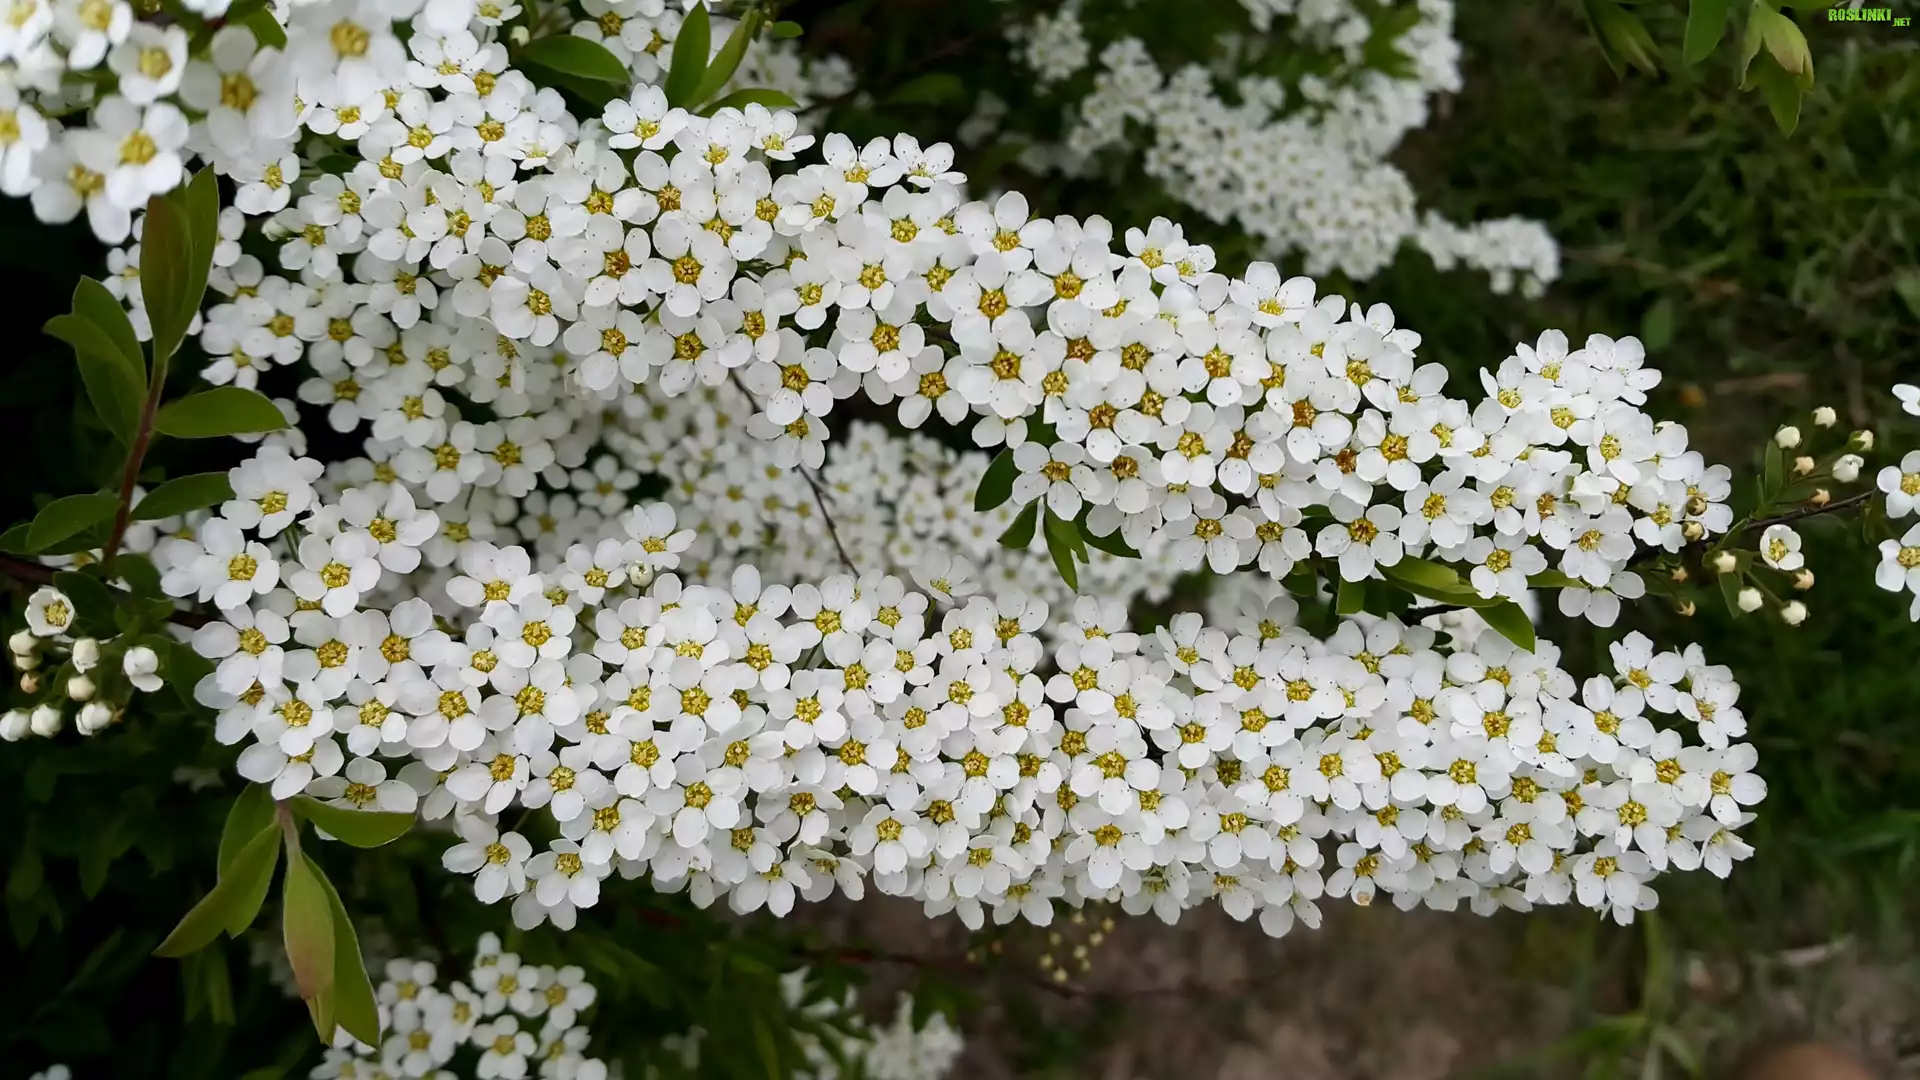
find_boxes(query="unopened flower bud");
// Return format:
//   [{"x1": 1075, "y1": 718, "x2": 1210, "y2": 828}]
[
  {"x1": 28, "y1": 703, "x2": 62, "y2": 737},
  {"x1": 67, "y1": 674, "x2": 96, "y2": 701},
  {"x1": 123, "y1": 645, "x2": 163, "y2": 693},
  {"x1": 1669, "y1": 566, "x2": 1689, "y2": 584},
  {"x1": 1711, "y1": 551, "x2": 1738, "y2": 575},
  {"x1": 1833, "y1": 454, "x2": 1863, "y2": 483},
  {"x1": 19, "y1": 673, "x2": 38, "y2": 694},
  {"x1": 1775, "y1": 426, "x2": 1802, "y2": 449},
  {"x1": 1812, "y1": 406, "x2": 1837, "y2": 428},
  {"x1": 1686, "y1": 494, "x2": 1709, "y2": 516},
  {"x1": 629, "y1": 563, "x2": 656, "y2": 589},
  {"x1": 76, "y1": 701, "x2": 113, "y2": 735},
  {"x1": 1852, "y1": 429, "x2": 1875, "y2": 451},
  {"x1": 0, "y1": 709, "x2": 27, "y2": 741},
  {"x1": 1737, "y1": 587, "x2": 1763, "y2": 613},
  {"x1": 72, "y1": 637, "x2": 99, "y2": 672},
  {"x1": 1808, "y1": 488, "x2": 1831, "y2": 507},
  {"x1": 1793, "y1": 569, "x2": 1815, "y2": 591},
  {"x1": 8, "y1": 629, "x2": 35, "y2": 657},
  {"x1": 1781, "y1": 600, "x2": 1808, "y2": 626},
  {"x1": 1681, "y1": 520, "x2": 1706, "y2": 542},
  {"x1": 509, "y1": 24, "x2": 529, "y2": 44},
  {"x1": 1793, "y1": 456, "x2": 1815, "y2": 476},
  {"x1": 1676, "y1": 601, "x2": 1696, "y2": 617}
]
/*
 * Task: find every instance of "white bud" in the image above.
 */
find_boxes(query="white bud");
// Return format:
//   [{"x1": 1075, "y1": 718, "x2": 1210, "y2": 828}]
[
  {"x1": 1781, "y1": 600, "x2": 1808, "y2": 626},
  {"x1": 509, "y1": 24, "x2": 529, "y2": 44},
  {"x1": 1737, "y1": 587, "x2": 1763, "y2": 613},
  {"x1": 629, "y1": 563, "x2": 656, "y2": 589},
  {"x1": 72, "y1": 636, "x2": 100, "y2": 672},
  {"x1": 124, "y1": 645, "x2": 164, "y2": 693},
  {"x1": 18, "y1": 673, "x2": 37, "y2": 693},
  {"x1": 8, "y1": 629, "x2": 35, "y2": 657},
  {"x1": 1852, "y1": 429, "x2": 1875, "y2": 451},
  {"x1": 0, "y1": 709, "x2": 28, "y2": 741},
  {"x1": 1774, "y1": 426, "x2": 1802, "y2": 449},
  {"x1": 1711, "y1": 551, "x2": 1738, "y2": 575},
  {"x1": 77, "y1": 701, "x2": 113, "y2": 735},
  {"x1": 1812, "y1": 406, "x2": 1837, "y2": 428},
  {"x1": 1792, "y1": 455, "x2": 1815, "y2": 476},
  {"x1": 28, "y1": 703, "x2": 62, "y2": 737},
  {"x1": 1833, "y1": 454, "x2": 1863, "y2": 483},
  {"x1": 67, "y1": 674, "x2": 96, "y2": 701}
]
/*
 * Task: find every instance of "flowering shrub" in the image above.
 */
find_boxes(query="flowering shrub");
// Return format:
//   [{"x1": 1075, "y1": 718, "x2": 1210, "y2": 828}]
[{"x1": 0, "y1": 0, "x2": 1905, "y2": 1074}]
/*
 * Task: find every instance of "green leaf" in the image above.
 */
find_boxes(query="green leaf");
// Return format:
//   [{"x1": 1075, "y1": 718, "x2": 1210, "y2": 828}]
[
  {"x1": 1336, "y1": 576, "x2": 1367, "y2": 615},
  {"x1": 1758, "y1": 7, "x2": 1813, "y2": 86},
  {"x1": 1479, "y1": 601, "x2": 1536, "y2": 652},
  {"x1": 46, "y1": 312, "x2": 144, "y2": 443},
  {"x1": 51, "y1": 570, "x2": 116, "y2": 631},
  {"x1": 106, "y1": 552, "x2": 162, "y2": 597},
  {"x1": 25, "y1": 492, "x2": 118, "y2": 553},
  {"x1": 140, "y1": 193, "x2": 196, "y2": 365},
  {"x1": 134, "y1": 472, "x2": 235, "y2": 520},
  {"x1": 1753, "y1": 57, "x2": 1803, "y2": 134},
  {"x1": 1588, "y1": 0, "x2": 1659, "y2": 74},
  {"x1": 242, "y1": 6, "x2": 285, "y2": 47},
  {"x1": 695, "y1": 10, "x2": 760, "y2": 106},
  {"x1": 1380, "y1": 557, "x2": 1503, "y2": 608},
  {"x1": 309, "y1": 854, "x2": 381, "y2": 1048},
  {"x1": 519, "y1": 35, "x2": 631, "y2": 83},
  {"x1": 998, "y1": 502, "x2": 1038, "y2": 549},
  {"x1": 1378, "y1": 555, "x2": 1463, "y2": 593},
  {"x1": 1640, "y1": 297, "x2": 1673, "y2": 353},
  {"x1": 292, "y1": 796, "x2": 415, "y2": 848},
  {"x1": 1078, "y1": 519, "x2": 1139, "y2": 558},
  {"x1": 887, "y1": 72, "x2": 966, "y2": 106},
  {"x1": 768, "y1": 19, "x2": 802, "y2": 37},
  {"x1": 1718, "y1": 570, "x2": 1744, "y2": 615},
  {"x1": 1895, "y1": 270, "x2": 1920, "y2": 322},
  {"x1": 1526, "y1": 570, "x2": 1583, "y2": 590},
  {"x1": 73, "y1": 277, "x2": 145, "y2": 379},
  {"x1": 282, "y1": 844, "x2": 335, "y2": 1006},
  {"x1": 154, "y1": 826, "x2": 281, "y2": 957},
  {"x1": 973, "y1": 448, "x2": 1017, "y2": 511},
  {"x1": 182, "y1": 167, "x2": 220, "y2": 262},
  {"x1": 1763, "y1": 444, "x2": 1784, "y2": 498},
  {"x1": 155, "y1": 387, "x2": 288, "y2": 438},
  {"x1": 1682, "y1": 0, "x2": 1728, "y2": 64},
  {"x1": 218, "y1": 785, "x2": 276, "y2": 876},
  {"x1": 663, "y1": 0, "x2": 711, "y2": 107},
  {"x1": 700, "y1": 88, "x2": 798, "y2": 115},
  {"x1": 1042, "y1": 510, "x2": 1079, "y2": 593}
]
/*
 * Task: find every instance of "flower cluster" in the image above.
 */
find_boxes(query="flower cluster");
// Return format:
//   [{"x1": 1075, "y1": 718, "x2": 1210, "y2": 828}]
[
  {"x1": 5, "y1": 0, "x2": 1764, "y2": 944},
  {"x1": 310, "y1": 933, "x2": 610, "y2": 1079},
  {"x1": 665, "y1": 969, "x2": 964, "y2": 1080},
  {"x1": 3, "y1": 586, "x2": 168, "y2": 740},
  {"x1": 1009, "y1": 0, "x2": 1560, "y2": 292}
]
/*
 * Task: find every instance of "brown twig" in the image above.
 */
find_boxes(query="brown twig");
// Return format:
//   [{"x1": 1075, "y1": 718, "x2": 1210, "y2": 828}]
[
  {"x1": 725, "y1": 373, "x2": 859, "y2": 574},
  {"x1": 1746, "y1": 490, "x2": 1874, "y2": 532},
  {"x1": 0, "y1": 552, "x2": 213, "y2": 629}
]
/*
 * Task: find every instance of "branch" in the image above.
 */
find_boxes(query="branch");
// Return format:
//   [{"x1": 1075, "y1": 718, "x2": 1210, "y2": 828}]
[
  {"x1": 1746, "y1": 490, "x2": 1873, "y2": 532},
  {"x1": 725, "y1": 373, "x2": 859, "y2": 575},
  {"x1": 0, "y1": 552, "x2": 213, "y2": 630},
  {"x1": 102, "y1": 347, "x2": 171, "y2": 564}
]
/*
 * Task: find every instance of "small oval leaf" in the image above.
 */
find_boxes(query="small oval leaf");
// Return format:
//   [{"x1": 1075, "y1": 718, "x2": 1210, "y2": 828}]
[
  {"x1": 292, "y1": 796, "x2": 415, "y2": 848},
  {"x1": 135, "y1": 472, "x2": 237, "y2": 521},
  {"x1": 521, "y1": 35, "x2": 631, "y2": 82},
  {"x1": 155, "y1": 387, "x2": 289, "y2": 439},
  {"x1": 154, "y1": 826, "x2": 281, "y2": 957}
]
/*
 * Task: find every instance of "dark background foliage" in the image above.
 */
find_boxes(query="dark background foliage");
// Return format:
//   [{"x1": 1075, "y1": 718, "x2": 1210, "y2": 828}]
[{"x1": 5, "y1": 1, "x2": 1919, "y2": 1076}]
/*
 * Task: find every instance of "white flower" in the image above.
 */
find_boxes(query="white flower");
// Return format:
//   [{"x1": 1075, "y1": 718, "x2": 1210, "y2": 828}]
[{"x1": 1757, "y1": 524, "x2": 1803, "y2": 571}]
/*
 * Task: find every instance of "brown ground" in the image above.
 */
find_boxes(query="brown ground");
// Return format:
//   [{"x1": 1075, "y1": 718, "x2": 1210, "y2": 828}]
[{"x1": 803, "y1": 897, "x2": 1920, "y2": 1080}]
